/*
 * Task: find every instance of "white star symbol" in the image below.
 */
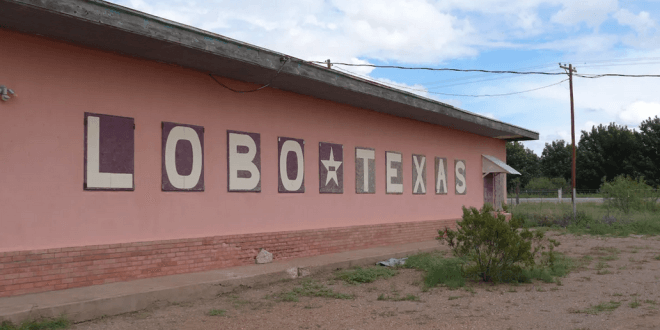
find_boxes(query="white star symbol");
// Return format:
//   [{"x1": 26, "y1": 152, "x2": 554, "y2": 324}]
[{"x1": 321, "y1": 148, "x2": 342, "y2": 187}]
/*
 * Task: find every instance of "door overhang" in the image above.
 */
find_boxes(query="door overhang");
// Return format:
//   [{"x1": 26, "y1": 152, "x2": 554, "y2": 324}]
[{"x1": 482, "y1": 155, "x2": 520, "y2": 177}]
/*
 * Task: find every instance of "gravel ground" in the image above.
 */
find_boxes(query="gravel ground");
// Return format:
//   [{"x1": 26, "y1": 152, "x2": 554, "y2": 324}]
[{"x1": 71, "y1": 232, "x2": 660, "y2": 330}]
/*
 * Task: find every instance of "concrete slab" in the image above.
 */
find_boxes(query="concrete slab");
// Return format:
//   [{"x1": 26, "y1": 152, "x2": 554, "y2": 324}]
[{"x1": 0, "y1": 240, "x2": 441, "y2": 324}]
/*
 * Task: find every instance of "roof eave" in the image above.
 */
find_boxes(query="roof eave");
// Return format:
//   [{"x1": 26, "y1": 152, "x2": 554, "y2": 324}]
[{"x1": 0, "y1": 0, "x2": 539, "y2": 141}]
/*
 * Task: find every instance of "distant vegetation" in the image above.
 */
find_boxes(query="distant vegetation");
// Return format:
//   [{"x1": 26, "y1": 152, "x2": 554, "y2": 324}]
[{"x1": 506, "y1": 115, "x2": 660, "y2": 192}]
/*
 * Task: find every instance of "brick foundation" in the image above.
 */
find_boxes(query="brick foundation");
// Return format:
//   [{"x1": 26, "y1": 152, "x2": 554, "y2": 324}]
[{"x1": 0, "y1": 219, "x2": 456, "y2": 298}]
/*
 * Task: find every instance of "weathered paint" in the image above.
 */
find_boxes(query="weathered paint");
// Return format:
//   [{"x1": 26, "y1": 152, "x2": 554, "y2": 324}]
[
  {"x1": 161, "y1": 122, "x2": 204, "y2": 191},
  {"x1": 83, "y1": 113, "x2": 135, "y2": 190},
  {"x1": 226, "y1": 130, "x2": 261, "y2": 192},
  {"x1": 355, "y1": 147, "x2": 376, "y2": 194},
  {"x1": 0, "y1": 28, "x2": 506, "y2": 252},
  {"x1": 319, "y1": 142, "x2": 343, "y2": 194},
  {"x1": 278, "y1": 137, "x2": 305, "y2": 193},
  {"x1": 412, "y1": 154, "x2": 427, "y2": 195}
]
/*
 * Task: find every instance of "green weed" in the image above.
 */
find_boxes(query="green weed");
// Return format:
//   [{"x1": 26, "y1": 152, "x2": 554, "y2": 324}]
[
  {"x1": 463, "y1": 287, "x2": 476, "y2": 294},
  {"x1": 404, "y1": 252, "x2": 465, "y2": 289},
  {"x1": 0, "y1": 316, "x2": 70, "y2": 330},
  {"x1": 207, "y1": 309, "x2": 227, "y2": 316},
  {"x1": 629, "y1": 298, "x2": 641, "y2": 308},
  {"x1": 271, "y1": 279, "x2": 353, "y2": 302},
  {"x1": 571, "y1": 301, "x2": 621, "y2": 314},
  {"x1": 376, "y1": 293, "x2": 419, "y2": 302},
  {"x1": 336, "y1": 267, "x2": 397, "y2": 285}
]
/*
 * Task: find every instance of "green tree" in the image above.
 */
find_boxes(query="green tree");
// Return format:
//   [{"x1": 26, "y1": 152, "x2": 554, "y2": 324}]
[
  {"x1": 506, "y1": 141, "x2": 540, "y2": 192},
  {"x1": 524, "y1": 177, "x2": 570, "y2": 193},
  {"x1": 540, "y1": 140, "x2": 572, "y2": 182},
  {"x1": 576, "y1": 123, "x2": 641, "y2": 190},
  {"x1": 600, "y1": 175, "x2": 656, "y2": 213},
  {"x1": 636, "y1": 116, "x2": 660, "y2": 187}
]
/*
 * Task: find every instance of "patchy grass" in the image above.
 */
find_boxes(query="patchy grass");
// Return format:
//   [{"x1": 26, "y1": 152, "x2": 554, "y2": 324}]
[
  {"x1": 571, "y1": 301, "x2": 622, "y2": 314},
  {"x1": 377, "y1": 293, "x2": 419, "y2": 302},
  {"x1": 595, "y1": 261, "x2": 612, "y2": 275},
  {"x1": 207, "y1": 309, "x2": 227, "y2": 317},
  {"x1": 404, "y1": 250, "x2": 574, "y2": 289},
  {"x1": 404, "y1": 252, "x2": 465, "y2": 289},
  {"x1": 0, "y1": 316, "x2": 70, "y2": 330},
  {"x1": 511, "y1": 202, "x2": 660, "y2": 236},
  {"x1": 336, "y1": 267, "x2": 397, "y2": 285},
  {"x1": 270, "y1": 279, "x2": 353, "y2": 302},
  {"x1": 654, "y1": 255, "x2": 660, "y2": 261},
  {"x1": 629, "y1": 298, "x2": 641, "y2": 308}
]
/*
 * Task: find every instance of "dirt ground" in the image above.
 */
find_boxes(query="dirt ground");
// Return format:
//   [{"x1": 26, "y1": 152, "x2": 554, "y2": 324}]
[{"x1": 71, "y1": 232, "x2": 660, "y2": 330}]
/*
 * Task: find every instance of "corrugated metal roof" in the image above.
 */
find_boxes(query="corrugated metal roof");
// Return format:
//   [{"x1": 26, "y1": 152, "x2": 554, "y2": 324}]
[{"x1": 482, "y1": 155, "x2": 521, "y2": 175}]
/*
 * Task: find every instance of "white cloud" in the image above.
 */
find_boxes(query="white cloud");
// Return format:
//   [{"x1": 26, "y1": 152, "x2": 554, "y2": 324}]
[
  {"x1": 618, "y1": 101, "x2": 660, "y2": 125},
  {"x1": 106, "y1": 0, "x2": 660, "y2": 156},
  {"x1": 535, "y1": 34, "x2": 619, "y2": 54},
  {"x1": 550, "y1": 0, "x2": 619, "y2": 29},
  {"x1": 479, "y1": 112, "x2": 497, "y2": 119},
  {"x1": 614, "y1": 9, "x2": 656, "y2": 34}
]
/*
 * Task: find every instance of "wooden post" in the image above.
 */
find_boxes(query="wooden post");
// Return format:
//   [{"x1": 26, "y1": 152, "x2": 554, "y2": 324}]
[{"x1": 560, "y1": 63, "x2": 578, "y2": 221}]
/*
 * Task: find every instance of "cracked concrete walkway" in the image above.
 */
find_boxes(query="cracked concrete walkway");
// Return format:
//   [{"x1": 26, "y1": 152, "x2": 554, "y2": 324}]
[{"x1": 0, "y1": 240, "x2": 440, "y2": 324}]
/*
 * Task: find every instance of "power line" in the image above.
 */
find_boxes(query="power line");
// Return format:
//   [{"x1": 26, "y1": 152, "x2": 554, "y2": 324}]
[
  {"x1": 577, "y1": 73, "x2": 660, "y2": 78},
  {"x1": 567, "y1": 56, "x2": 660, "y2": 66},
  {"x1": 332, "y1": 65, "x2": 568, "y2": 97},
  {"x1": 419, "y1": 62, "x2": 559, "y2": 86},
  {"x1": 422, "y1": 79, "x2": 568, "y2": 97},
  {"x1": 311, "y1": 61, "x2": 566, "y2": 76},
  {"x1": 312, "y1": 61, "x2": 660, "y2": 78},
  {"x1": 578, "y1": 61, "x2": 660, "y2": 68}
]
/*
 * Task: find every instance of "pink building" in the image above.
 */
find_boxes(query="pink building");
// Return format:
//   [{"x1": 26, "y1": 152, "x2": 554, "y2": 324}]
[{"x1": 0, "y1": 0, "x2": 536, "y2": 298}]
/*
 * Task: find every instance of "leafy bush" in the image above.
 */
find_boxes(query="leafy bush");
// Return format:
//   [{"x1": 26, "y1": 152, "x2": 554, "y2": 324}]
[
  {"x1": 440, "y1": 204, "x2": 559, "y2": 283},
  {"x1": 600, "y1": 175, "x2": 658, "y2": 213}
]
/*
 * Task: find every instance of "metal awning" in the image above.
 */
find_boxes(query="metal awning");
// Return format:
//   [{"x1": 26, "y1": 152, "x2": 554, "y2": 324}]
[{"x1": 482, "y1": 155, "x2": 520, "y2": 175}]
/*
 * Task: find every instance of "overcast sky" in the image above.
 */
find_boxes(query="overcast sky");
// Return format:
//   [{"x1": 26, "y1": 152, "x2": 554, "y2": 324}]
[{"x1": 108, "y1": 0, "x2": 660, "y2": 154}]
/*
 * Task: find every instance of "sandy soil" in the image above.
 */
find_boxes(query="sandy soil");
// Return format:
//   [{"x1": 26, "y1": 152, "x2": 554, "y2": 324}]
[{"x1": 71, "y1": 233, "x2": 660, "y2": 330}]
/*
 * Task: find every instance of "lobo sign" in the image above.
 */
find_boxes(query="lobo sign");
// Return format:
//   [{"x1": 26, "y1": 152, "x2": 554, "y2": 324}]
[
  {"x1": 83, "y1": 113, "x2": 468, "y2": 194},
  {"x1": 161, "y1": 122, "x2": 204, "y2": 191}
]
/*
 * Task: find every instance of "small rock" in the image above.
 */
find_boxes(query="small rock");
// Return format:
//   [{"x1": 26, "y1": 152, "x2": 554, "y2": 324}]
[
  {"x1": 297, "y1": 267, "x2": 311, "y2": 277},
  {"x1": 285, "y1": 267, "x2": 298, "y2": 279},
  {"x1": 255, "y1": 249, "x2": 273, "y2": 264}
]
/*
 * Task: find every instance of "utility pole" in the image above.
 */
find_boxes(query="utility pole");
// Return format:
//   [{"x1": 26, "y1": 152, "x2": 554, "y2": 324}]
[{"x1": 560, "y1": 63, "x2": 577, "y2": 220}]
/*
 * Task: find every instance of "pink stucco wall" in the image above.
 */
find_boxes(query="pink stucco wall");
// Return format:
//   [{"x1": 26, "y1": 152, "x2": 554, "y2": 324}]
[{"x1": 0, "y1": 29, "x2": 506, "y2": 253}]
